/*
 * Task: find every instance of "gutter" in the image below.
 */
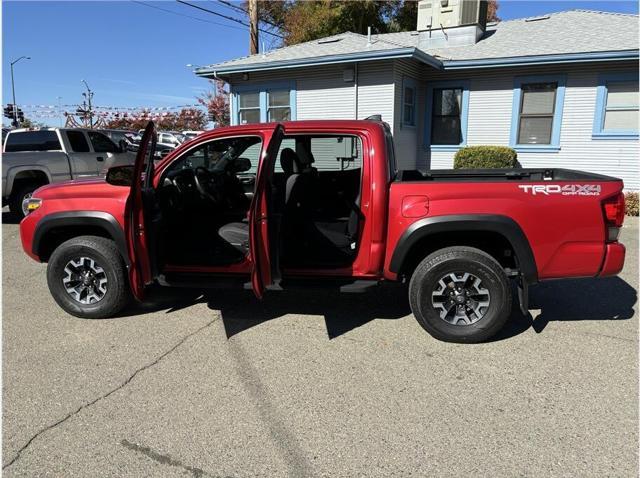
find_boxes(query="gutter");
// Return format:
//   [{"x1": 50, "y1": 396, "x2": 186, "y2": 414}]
[
  {"x1": 441, "y1": 49, "x2": 640, "y2": 69},
  {"x1": 195, "y1": 47, "x2": 444, "y2": 77}
]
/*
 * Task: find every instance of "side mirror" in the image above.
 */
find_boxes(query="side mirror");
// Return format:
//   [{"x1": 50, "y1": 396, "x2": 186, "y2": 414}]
[
  {"x1": 232, "y1": 157, "x2": 252, "y2": 173},
  {"x1": 118, "y1": 139, "x2": 129, "y2": 153},
  {"x1": 105, "y1": 165, "x2": 135, "y2": 186}
]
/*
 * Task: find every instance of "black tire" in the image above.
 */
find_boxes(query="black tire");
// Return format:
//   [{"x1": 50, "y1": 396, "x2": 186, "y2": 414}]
[
  {"x1": 10, "y1": 183, "x2": 42, "y2": 220},
  {"x1": 409, "y1": 246, "x2": 512, "y2": 343},
  {"x1": 47, "y1": 236, "x2": 131, "y2": 319}
]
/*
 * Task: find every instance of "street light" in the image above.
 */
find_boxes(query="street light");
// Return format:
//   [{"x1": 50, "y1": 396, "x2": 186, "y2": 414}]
[
  {"x1": 10, "y1": 56, "x2": 31, "y2": 127},
  {"x1": 80, "y1": 79, "x2": 94, "y2": 128}
]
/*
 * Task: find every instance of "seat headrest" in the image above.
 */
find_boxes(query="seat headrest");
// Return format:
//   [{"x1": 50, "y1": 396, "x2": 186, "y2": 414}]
[{"x1": 280, "y1": 148, "x2": 298, "y2": 175}]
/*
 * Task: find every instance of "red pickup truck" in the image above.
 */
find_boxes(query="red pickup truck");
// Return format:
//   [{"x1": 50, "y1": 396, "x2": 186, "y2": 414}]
[{"x1": 19, "y1": 120, "x2": 626, "y2": 343}]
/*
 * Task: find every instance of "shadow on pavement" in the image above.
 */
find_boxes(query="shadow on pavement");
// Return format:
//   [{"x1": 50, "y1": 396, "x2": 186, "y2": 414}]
[
  {"x1": 493, "y1": 276, "x2": 637, "y2": 340},
  {"x1": 2, "y1": 211, "x2": 20, "y2": 225},
  {"x1": 113, "y1": 275, "x2": 636, "y2": 341},
  {"x1": 204, "y1": 284, "x2": 411, "y2": 339}
]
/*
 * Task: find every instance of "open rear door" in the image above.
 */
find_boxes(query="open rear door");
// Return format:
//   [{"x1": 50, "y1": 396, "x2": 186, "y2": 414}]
[
  {"x1": 125, "y1": 122, "x2": 157, "y2": 300},
  {"x1": 249, "y1": 124, "x2": 284, "y2": 298}
]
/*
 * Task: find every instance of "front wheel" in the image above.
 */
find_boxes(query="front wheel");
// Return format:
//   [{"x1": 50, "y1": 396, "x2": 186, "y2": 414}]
[
  {"x1": 47, "y1": 236, "x2": 131, "y2": 319},
  {"x1": 409, "y1": 246, "x2": 512, "y2": 343},
  {"x1": 10, "y1": 183, "x2": 41, "y2": 220}
]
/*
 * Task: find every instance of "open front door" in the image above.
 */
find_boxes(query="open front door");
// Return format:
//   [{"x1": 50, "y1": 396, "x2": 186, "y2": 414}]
[
  {"x1": 125, "y1": 122, "x2": 158, "y2": 300},
  {"x1": 249, "y1": 124, "x2": 284, "y2": 299}
]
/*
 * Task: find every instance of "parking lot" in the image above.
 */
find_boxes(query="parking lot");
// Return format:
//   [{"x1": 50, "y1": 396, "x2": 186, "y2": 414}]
[{"x1": 2, "y1": 214, "x2": 638, "y2": 477}]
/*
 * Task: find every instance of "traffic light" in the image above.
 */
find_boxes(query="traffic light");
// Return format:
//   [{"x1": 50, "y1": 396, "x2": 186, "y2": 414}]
[
  {"x1": 17, "y1": 108, "x2": 24, "y2": 123},
  {"x1": 3, "y1": 104, "x2": 15, "y2": 119}
]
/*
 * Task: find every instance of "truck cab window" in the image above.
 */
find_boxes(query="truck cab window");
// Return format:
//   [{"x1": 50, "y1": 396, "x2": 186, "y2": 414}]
[
  {"x1": 66, "y1": 131, "x2": 90, "y2": 153},
  {"x1": 88, "y1": 131, "x2": 117, "y2": 153}
]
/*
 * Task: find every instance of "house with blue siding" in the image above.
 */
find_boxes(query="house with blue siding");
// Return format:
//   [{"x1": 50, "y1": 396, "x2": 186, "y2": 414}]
[{"x1": 195, "y1": 8, "x2": 639, "y2": 190}]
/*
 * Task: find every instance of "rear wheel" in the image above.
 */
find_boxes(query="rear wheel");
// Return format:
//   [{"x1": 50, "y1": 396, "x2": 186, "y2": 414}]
[
  {"x1": 409, "y1": 246, "x2": 512, "y2": 343},
  {"x1": 47, "y1": 236, "x2": 131, "y2": 318}
]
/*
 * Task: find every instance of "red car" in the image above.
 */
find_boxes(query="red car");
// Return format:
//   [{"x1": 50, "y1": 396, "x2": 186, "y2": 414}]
[{"x1": 19, "y1": 120, "x2": 626, "y2": 342}]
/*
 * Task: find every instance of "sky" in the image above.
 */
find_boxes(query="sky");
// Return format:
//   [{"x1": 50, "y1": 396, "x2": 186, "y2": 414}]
[{"x1": 2, "y1": 0, "x2": 639, "y2": 127}]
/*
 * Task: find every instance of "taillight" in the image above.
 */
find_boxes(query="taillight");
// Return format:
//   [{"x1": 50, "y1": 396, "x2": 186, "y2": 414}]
[{"x1": 602, "y1": 193, "x2": 625, "y2": 242}]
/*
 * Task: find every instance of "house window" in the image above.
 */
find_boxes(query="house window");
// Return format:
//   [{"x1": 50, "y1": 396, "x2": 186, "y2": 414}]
[
  {"x1": 424, "y1": 80, "x2": 469, "y2": 151},
  {"x1": 402, "y1": 78, "x2": 416, "y2": 127},
  {"x1": 232, "y1": 82, "x2": 296, "y2": 125},
  {"x1": 510, "y1": 74, "x2": 566, "y2": 151},
  {"x1": 593, "y1": 72, "x2": 639, "y2": 138},
  {"x1": 432, "y1": 87, "x2": 463, "y2": 145},
  {"x1": 517, "y1": 82, "x2": 557, "y2": 144},
  {"x1": 267, "y1": 90, "x2": 291, "y2": 122},
  {"x1": 237, "y1": 91, "x2": 261, "y2": 124}
]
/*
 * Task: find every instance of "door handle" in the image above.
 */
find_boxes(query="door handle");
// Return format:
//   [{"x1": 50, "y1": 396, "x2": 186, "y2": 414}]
[{"x1": 97, "y1": 156, "x2": 104, "y2": 162}]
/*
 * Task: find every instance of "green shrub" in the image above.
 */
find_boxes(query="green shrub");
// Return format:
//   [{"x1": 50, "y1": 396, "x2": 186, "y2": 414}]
[
  {"x1": 625, "y1": 192, "x2": 639, "y2": 216},
  {"x1": 453, "y1": 146, "x2": 518, "y2": 169}
]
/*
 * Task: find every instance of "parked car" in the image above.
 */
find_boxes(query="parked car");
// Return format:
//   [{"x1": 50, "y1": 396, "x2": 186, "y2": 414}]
[
  {"x1": 19, "y1": 120, "x2": 626, "y2": 343},
  {"x1": 182, "y1": 130, "x2": 204, "y2": 141},
  {"x1": 99, "y1": 129, "x2": 136, "y2": 149},
  {"x1": 158, "y1": 131, "x2": 183, "y2": 147},
  {"x1": 2, "y1": 128, "x2": 134, "y2": 218}
]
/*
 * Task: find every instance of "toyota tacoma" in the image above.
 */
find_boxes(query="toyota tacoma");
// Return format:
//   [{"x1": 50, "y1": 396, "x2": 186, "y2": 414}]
[{"x1": 19, "y1": 120, "x2": 626, "y2": 342}]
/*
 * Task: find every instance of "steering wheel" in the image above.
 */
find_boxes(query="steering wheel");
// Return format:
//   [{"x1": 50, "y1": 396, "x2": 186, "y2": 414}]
[{"x1": 193, "y1": 166, "x2": 219, "y2": 203}]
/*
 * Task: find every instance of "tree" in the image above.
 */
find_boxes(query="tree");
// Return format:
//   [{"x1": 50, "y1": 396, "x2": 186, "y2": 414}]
[
  {"x1": 197, "y1": 80, "x2": 230, "y2": 127},
  {"x1": 253, "y1": 0, "x2": 499, "y2": 46}
]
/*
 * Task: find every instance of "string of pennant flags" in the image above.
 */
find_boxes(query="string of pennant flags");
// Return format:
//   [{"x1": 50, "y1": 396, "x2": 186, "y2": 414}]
[
  {"x1": 11, "y1": 103, "x2": 207, "y2": 120},
  {"x1": 16, "y1": 103, "x2": 203, "y2": 110}
]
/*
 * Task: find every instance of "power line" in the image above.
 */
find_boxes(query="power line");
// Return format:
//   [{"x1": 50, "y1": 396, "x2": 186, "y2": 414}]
[
  {"x1": 176, "y1": 0, "x2": 284, "y2": 38},
  {"x1": 131, "y1": 0, "x2": 247, "y2": 32},
  {"x1": 213, "y1": 0, "x2": 281, "y2": 30},
  {"x1": 215, "y1": 0, "x2": 246, "y2": 15}
]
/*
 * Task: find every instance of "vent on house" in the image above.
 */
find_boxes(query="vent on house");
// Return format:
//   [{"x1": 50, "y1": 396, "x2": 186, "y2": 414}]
[
  {"x1": 318, "y1": 37, "x2": 343, "y2": 44},
  {"x1": 524, "y1": 15, "x2": 550, "y2": 22}
]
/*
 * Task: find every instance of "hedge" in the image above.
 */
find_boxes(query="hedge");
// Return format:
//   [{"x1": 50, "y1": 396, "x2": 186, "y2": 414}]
[
  {"x1": 453, "y1": 146, "x2": 518, "y2": 169},
  {"x1": 626, "y1": 192, "x2": 639, "y2": 216}
]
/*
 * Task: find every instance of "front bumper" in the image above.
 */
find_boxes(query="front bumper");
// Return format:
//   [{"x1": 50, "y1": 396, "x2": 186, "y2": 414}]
[
  {"x1": 598, "y1": 242, "x2": 626, "y2": 277},
  {"x1": 19, "y1": 209, "x2": 42, "y2": 262}
]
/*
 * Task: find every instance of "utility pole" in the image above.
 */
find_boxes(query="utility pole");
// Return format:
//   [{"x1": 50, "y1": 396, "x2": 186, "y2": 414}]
[
  {"x1": 81, "y1": 79, "x2": 94, "y2": 128},
  {"x1": 248, "y1": 0, "x2": 259, "y2": 55},
  {"x1": 10, "y1": 56, "x2": 31, "y2": 127},
  {"x1": 57, "y1": 96, "x2": 63, "y2": 127}
]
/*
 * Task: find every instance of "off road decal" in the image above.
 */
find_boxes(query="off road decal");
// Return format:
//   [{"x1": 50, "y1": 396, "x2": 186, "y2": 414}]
[{"x1": 518, "y1": 184, "x2": 601, "y2": 196}]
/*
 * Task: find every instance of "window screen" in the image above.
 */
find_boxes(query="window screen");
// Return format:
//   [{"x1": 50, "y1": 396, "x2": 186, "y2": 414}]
[
  {"x1": 66, "y1": 131, "x2": 90, "y2": 152},
  {"x1": 4, "y1": 131, "x2": 62, "y2": 152},
  {"x1": 238, "y1": 92, "x2": 260, "y2": 124},
  {"x1": 431, "y1": 87, "x2": 463, "y2": 145},
  {"x1": 403, "y1": 86, "x2": 415, "y2": 125},
  {"x1": 267, "y1": 90, "x2": 291, "y2": 122},
  {"x1": 517, "y1": 82, "x2": 557, "y2": 144},
  {"x1": 604, "y1": 81, "x2": 639, "y2": 131}
]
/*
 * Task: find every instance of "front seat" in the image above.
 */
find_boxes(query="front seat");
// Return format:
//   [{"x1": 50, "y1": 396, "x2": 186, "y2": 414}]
[{"x1": 219, "y1": 149, "x2": 300, "y2": 254}]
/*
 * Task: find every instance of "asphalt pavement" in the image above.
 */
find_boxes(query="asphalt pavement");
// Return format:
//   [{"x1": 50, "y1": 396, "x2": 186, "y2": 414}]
[{"x1": 2, "y1": 213, "x2": 638, "y2": 477}]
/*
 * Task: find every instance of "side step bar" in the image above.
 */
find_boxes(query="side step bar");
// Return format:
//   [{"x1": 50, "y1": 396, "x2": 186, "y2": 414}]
[{"x1": 159, "y1": 273, "x2": 379, "y2": 293}]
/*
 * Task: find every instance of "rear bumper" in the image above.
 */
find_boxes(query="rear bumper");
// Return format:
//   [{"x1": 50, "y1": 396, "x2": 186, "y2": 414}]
[{"x1": 599, "y1": 242, "x2": 626, "y2": 277}]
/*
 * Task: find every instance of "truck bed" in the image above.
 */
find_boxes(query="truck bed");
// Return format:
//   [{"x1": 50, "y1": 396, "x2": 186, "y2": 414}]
[{"x1": 395, "y1": 168, "x2": 621, "y2": 183}]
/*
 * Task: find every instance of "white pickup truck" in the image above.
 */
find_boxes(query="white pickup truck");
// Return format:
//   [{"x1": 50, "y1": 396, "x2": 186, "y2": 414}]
[{"x1": 2, "y1": 128, "x2": 135, "y2": 218}]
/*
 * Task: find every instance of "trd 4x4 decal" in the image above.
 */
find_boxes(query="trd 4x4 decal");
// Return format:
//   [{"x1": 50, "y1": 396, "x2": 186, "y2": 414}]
[{"x1": 518, "y1": 184, "x2": 601, "y2": 196}]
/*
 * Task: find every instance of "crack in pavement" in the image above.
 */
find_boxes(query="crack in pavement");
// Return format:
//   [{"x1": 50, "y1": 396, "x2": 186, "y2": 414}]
[{"x1": 2, "y1": 317, "x2": 220, "y2": 471}]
